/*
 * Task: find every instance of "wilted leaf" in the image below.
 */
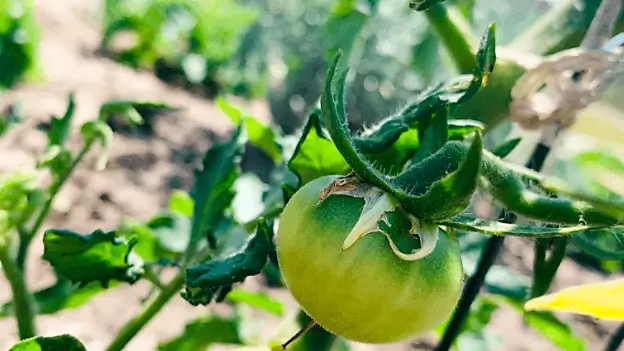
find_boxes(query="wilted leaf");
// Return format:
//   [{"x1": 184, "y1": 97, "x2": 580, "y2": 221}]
[
  {"x1": 8, "y1": 334, "x2": 87, "y2": 351},
  {"x1": 288, "y1": 111, "x2": 350, "y2": 185},
  {"x1": 43, "y1": 229, "x2": 144, "y2": 286},
  {"x1": 157, "y1": 315, "x2": 243, "y2": 351},
  {"x1": 182, "y1": 219, "x2": 272, "y2": 305}
]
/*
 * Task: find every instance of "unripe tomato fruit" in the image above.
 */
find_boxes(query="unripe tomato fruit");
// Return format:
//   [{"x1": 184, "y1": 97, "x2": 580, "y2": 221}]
[{"x1": 276, "y1": 175, "x2": 464, "y2": 344}]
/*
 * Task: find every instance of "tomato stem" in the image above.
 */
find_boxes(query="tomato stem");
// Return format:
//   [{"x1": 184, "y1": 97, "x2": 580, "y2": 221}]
[
  {"x1": 435, "y1": 138, "x2": 552, "y2": 351},
  {"x1": 0, "y1": 245, "x2": 37, "y2": 339},
  {"x1": 281, "y1": 319, "x2": 318, "y2": 350}
]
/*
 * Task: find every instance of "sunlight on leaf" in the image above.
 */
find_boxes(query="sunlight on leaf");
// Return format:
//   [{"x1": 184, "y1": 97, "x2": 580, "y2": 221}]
[
  {"x1": 288, "y1": 111, "x2": 350, "y2": 185},
  {"x1": 524, "y1": 279, "x2": 624, "y2": 320},
  {"x1": 8, "y1": 334, "x2": 87, "y2": 351}
]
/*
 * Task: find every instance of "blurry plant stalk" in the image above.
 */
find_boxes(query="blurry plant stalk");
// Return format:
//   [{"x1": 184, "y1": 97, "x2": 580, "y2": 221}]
[{"x1": 435, "y1": 0, "x2": 624, "y2": 350}]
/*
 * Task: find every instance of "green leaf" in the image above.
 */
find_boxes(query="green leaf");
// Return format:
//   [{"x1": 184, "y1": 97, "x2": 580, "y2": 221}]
[
  {"x1": 48, "y1": 93, "x2": 75, "y2": 146},
  {"x1": 80, "y1": 120, "x2": 113, "y2": 170},
  {"x1": 325, "y1": 0, "x2": 370, "y2": 72},
  {"x1": 1, "y1": 278, "x2": 111, "y2": 317},
  {"x1": 217, "y1": 96, "x2": 282, "y2": 163},
  {"x1": 43, "y1": 229, "x2": 144, "y2": 286},
  {"x1": 409, "y1": 0, "x2": 448, "y2": 11},
  {"x1": 501, "y1": 297, "x2": 587, "y2": 351},
  {"x1": 572, "y1": 227, "x2": 624, "y2": 260},
  {"x1": 490, "y1": 137, "x2": 522, "y2": 158},
  {"x1": 37, "y1": 145, "x2": 73, "y2": 178},
  {"x1": 447, "y1": 119, "x2": 484, "y2": 140},
  {"x1": 183, "y1": 219, "x2": 272, "y2": 306},
  {"x1": 226, "y1": 288, "x2": 284, "y2": 316},
  {"x1": 8, "y1": 334, "x2": 87, "y2": 351},
  {"x1": 168, "y1": 190, "x2": 194, "y2": 218},
  {"x1": 443, "y1": 215, "x2": 612, "y2": 238},
  {"x1": 157, "y1": 315, "x2": 243, "y2": 351},
  {"x1": 187, "y1": 124, "x2": 244, "y2": 257},
  {"x1": 531, "y1": 237, "x2": 567, "y2": 298},
  {"x1": 99, "y1": 100, "x2": 174, "y2": 125},
  {"x1": 288, "y1": 111, "x2": 350, "y2": 185}
]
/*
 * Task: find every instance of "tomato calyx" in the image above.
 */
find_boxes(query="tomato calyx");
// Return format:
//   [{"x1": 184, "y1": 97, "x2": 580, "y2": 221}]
[{"x1": 318, "y1": 175, "x2": 440, "y2": 261}]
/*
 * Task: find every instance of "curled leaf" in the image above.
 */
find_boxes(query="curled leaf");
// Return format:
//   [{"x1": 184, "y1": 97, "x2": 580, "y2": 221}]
[{"x1": 182, "y1": 219, "x2": 272, "y2": 305}]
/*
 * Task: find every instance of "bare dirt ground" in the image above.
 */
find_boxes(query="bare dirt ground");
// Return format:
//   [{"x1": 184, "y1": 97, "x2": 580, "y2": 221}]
[{"x1": 0, "y1": 0, "x2": 622, "y2": 350}]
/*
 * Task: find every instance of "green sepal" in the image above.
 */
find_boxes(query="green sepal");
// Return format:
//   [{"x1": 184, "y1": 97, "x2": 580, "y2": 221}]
[
  {"x1": 8, "y1": 334, "x2": 87, "y2": 351},
  {"x1": 410, "y1": 108, "x2": 449, "y2": 164},
  {"x1": 287, "y1": 111, "x2": 350, "y2": 185},
  {"x1": 395, "y1": 132, "x2": 483, "y2": 220},
  {"x1": 351, "y1": 24, "x2": 495, "y2": 157},
  {"x1": 182, "y1": 219, "x2": 272, "y2": 306},
  {"x1": 42, "y1": 229, "x2": 144, "y2": 286}
]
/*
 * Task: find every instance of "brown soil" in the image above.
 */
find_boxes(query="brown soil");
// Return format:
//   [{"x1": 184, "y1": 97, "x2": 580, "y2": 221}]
[{"x1": 0, "y1": 1, "x2": 622, "y2": 350}]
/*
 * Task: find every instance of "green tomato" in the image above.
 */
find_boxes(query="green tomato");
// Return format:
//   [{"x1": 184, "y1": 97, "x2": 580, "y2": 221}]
[{"x1": 276, "y1": 175, "x2": 464, "y2": 344}]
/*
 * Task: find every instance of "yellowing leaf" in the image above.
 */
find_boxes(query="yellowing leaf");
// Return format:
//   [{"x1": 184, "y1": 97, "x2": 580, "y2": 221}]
[{"x1": 524, "y1": 278, "x2": 624, "y2": 320}]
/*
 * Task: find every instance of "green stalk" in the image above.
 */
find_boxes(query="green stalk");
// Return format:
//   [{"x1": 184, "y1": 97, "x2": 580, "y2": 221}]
[
  {"x1": 287, "y1": 311, "x2": 336, "y2": 350},
  {"x1": 0, "y1": 246, "x2": 36, "y2": 339},
  {"x1": 17, "y1": 141, "x2": 93, "y2": 269},
  {"x1": 105, "y1": 273, "x2": 184, "y2": 351},
  {"x1": 422, "y1": 4, "x2": 477, "y2": 74}
]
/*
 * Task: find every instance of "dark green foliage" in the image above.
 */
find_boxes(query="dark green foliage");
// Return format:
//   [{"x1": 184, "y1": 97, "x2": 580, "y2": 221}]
[
  {"x1": 42, "y1": 229, "x2": 144, "y2": 286},
  {"x1": 182, "y1": 219, "x2": 273, "y2": 305}
]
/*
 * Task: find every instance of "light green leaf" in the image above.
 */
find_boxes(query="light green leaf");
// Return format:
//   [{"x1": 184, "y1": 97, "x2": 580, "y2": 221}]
[
  {"x1": 288, "y1": 111, "x2": 350, "y2": 185},
  {"x1": 183, "y1": 219, "x2": 272, "y2": 306},
  {"x1": 168, "y1": 190, "x2": 194, "y2": 218},
  {"x1": 99, "y1": 100, "x2": 174, "y2": 125},
  {"x1": 226, "y1": 288, "x2": 284, "y2": 316},
  {"x1": 217, "y1": 96, "x2": 282, "y2": 163},
  {"x1": 157, "y1": 315, "x2": 243, "y2": 351},
  {"x1": 8, "y1": 334, "x2": 87, "y2": 351},
  {"x1": 43, "y1": 229, "x2": 144, "y2": 286},
  {"x1": 80, "y1": 120, "x2": 113, "y2": 170}
]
